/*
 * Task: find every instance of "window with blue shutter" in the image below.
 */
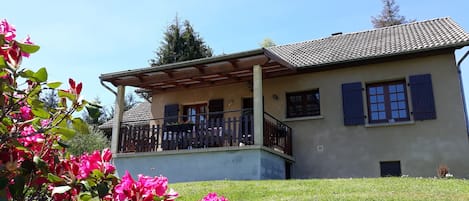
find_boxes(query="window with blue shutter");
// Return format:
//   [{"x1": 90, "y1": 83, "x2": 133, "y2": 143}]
[
  {"x1": 164, "y1": 104, "x2": 179, "y2": 125},
  {"x1": 409, "y1": 74, "x2": 436, "y2": 120},
  {"x1": 342, "y1": 82, "x2": 365, "y2": 125}
]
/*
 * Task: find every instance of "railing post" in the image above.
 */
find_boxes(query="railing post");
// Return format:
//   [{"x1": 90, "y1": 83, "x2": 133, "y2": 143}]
[
  {"x1": 253, "y1": 64, "x2": 263, "y2": 146},
  {"x1": 111, "y1": 85, "x2": 125, "y2": 154}
]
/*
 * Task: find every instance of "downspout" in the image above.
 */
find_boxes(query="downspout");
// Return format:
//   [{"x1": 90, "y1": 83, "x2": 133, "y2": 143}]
[
  {"x1": 100, "y1": 80, "x2": 117, "y2": 96},
  {"x1": 456, "y1": 50, "x2": 469, "y2": 136}
]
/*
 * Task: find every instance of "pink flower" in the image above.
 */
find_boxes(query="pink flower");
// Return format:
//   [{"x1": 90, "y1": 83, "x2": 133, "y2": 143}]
[
  {"x1": 113, "y1": 171, "x2": 177, "y2": 201},
  {"x1": 77, "y1": 149, "x2": 116, "y2": 179},
  {"x1": 103, "y1": 162, "x2": 116, "y2": 175},
  {"x1": 62, "y1": 78, "x2": 83, "y2": 97},
  {"x1": 102, "y1": 148, "x2": 112, "y2": 162},
  {"x1": 0, "y1": 19, "x2": 16, "y2": 41},
  {"x1": 5, "y1": 42, "x2": 21, "y2": 67},
  {"x1": 201, "y1": 192, "x2": 229, "y2": 201},
  {"x1": 18, "y1": 125, "x2": 45, "y2": 147},
  {"x1": 21, "y1": 35, "x2": 34, "y2": 58},
  {"x1": 20, "y1": 106, "x2": 32, "y2": 120},
  {"x1": 40, "y1": 119, "x2": 51, "y2": 127},
  {"x1": 114, "y1": 171, "x2": 135, "y2": 200}
]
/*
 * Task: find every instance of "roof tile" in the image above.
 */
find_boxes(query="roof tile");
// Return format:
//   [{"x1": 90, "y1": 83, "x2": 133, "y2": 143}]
[{"x1": 266, "y1": 17, "x2": 469, "y2": 68}]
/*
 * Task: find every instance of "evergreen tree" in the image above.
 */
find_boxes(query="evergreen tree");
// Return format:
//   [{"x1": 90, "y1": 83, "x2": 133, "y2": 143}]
[
  {"x1": 150, "y1": 16, "x2": 213, "y2": 66},
  {"x1": 40, "y1": 89, "x2": 58, "y2": 109},
  {"x1": 371, "y1": 0, "x2": 415, "y2": 28}
]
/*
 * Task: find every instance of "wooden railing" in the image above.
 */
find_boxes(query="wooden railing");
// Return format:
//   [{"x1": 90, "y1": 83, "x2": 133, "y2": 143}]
[
  {"x1": 263, "y1": 112, "x2": 293, "y2": 155},
  {"x1": 117, "y1": 110, "x2": 292, "y2": 156},
  {"x1": 117, "y1": 110, "x2": 254, "y2": 153}
]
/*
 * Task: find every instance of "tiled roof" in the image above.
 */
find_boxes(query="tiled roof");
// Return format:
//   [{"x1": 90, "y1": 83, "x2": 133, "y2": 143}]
[
  {"x1": 99, "y1": 102, "x2": 152, "y2": 129},
  {"x1": 266, "y1": 17, "x2": 469, "y2": 68}
]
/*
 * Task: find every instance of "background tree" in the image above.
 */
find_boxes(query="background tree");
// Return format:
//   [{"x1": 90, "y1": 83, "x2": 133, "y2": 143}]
[
  {"x1": 104, "y1": 92, "x2": 140, "y2": 120},
  {"x1": 371, "y1": 0, "x2": 415, "y2": 28},
  {"x1": 259, "y1": 38, "x2": 276, "y2": 48},
  {"x1": 67, "y1": 127, "x2": 110, "y2": 155},
  {"x1": 150, "y1": 16, "x2": 213, "y2": 66},
  {"x1": 40, "y1": 88, "x2": 58, "y2": 109}
]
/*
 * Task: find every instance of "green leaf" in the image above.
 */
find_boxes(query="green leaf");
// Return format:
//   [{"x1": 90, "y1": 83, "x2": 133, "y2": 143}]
[
  {"x1": 0, "y1": 177, "x2": 8, "y2": 190},
  {"x1": 97, "y1": 183, "x2": 109, "y2": 198},
  {"x1": 31, "y1": 107, "x2": 50, "y2": 119},
  {"x1": 33, "y1": 67, "x2": 48, "y2": 83},
  {"x1": 57, "y1": 140, "x2": 70, "y2": 148},
  {"x1": 51, "y1": 186, "x2": 71, "y2": 196},
  {"x1": 47, "y1": 81, "x2": 62, "y2": 89},
  {"x1": 0, "y1": 56, "x2": 5, "y2": 68},
  {"x1": 0, "y1": 123, "x2": 7, "y2": 135},
  {"x1": 48, "y1": 173, "x2": 64, "y2": 183},
  {"x1": 58, "y1": 90, "x2": 76, "y2": 102},
  {"x1": 72, "y1": 118, "x2": 89, "y2": 134},
  {"x1": 91, "y1": 169, "x2": 105, "y2": 179},
  {"x1": 17, "y1": 42, "x2": 40, "y2": 54},
  {"x1": 78, "y1": 192, "x2": 92, "y2": 201},
  {"x1": 1, "y1": 117, "x2": 12, "y2": 127},
  {"x1": 10, "y1": 176, "x2": 25, "y2": 199},
  {"x1": 51, "y1": 127, "x2": 76, "y2": 140},
  {"x1": 19, "y1": 69, "x2": 34, "y2": 78},
  {"x1": 28, "y1": 85, "x2": 42, "y2": 96}
]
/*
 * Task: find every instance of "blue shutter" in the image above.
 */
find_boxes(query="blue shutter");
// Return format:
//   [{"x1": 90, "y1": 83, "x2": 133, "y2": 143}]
[
  {"x1": 342, "y1": 82, "x2": 365, "y2": 125},
  {"x1": 209, "y1": 99, "x2": 224, "y2": 120},
  {"x1": 164, "y1": 104, "x2": 179, "y2": 125},
  {"x1": 409, "y1": 74, "x2": 436, "y2": 120}
]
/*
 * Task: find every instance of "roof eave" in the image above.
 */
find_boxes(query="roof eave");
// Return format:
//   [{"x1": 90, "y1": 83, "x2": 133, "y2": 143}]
[{"x1": 99, "y1": 48, "x2": 264, "y2": 81}]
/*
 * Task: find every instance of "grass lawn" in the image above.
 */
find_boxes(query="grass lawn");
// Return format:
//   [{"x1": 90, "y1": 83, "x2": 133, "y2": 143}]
[{"x1": 171, "y1": 177, "x2": 469, "y2": 201}]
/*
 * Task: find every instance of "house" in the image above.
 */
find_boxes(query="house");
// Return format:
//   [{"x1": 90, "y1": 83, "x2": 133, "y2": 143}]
[
  {"x1": 99, "y1": 102, "x2": 152, "y2": 139},
  {"x1": 99, "y1": 17, "x2": 469, "y2": 181}
]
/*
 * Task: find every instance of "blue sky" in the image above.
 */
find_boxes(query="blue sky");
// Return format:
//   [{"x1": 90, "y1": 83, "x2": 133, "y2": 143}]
[{"x1": 3, "y1": 0, "x2": 469, "y2": 110}]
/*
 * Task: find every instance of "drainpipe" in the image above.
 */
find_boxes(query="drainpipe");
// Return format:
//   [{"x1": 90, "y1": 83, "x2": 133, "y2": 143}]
[
  {"x1": 457, "y1": 50, "x2": 469, "y2": 136},
  {"x1": 100, "y1": 80, "x2": 117, "y2": 96}
]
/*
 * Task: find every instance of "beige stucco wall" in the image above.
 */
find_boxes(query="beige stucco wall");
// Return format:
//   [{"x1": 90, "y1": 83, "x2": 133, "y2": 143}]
[{"x1": 152, "y1": 52, "x2": 469, "y2": 178}]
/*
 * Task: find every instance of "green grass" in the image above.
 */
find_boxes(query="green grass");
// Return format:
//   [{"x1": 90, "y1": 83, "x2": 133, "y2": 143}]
[{"x1": 171, "y1": 178, "x2": 469, "y2": 201}]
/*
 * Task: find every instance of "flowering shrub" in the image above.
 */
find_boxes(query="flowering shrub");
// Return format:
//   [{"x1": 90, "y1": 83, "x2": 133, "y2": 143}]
[
  {"x1": 0, "y1": 18, "x2": 226, "y2": 201},
  {"x1": 200, "y1": 193, "x2": 228, "y2": 201}
]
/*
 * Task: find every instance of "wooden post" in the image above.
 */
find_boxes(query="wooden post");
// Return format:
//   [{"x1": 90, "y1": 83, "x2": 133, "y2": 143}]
[
  {"x1": 253, "y1": 64, "x2": 263, "y2": 145},
  {"x1": 111, "y1": 85, "x2": 125, "y2": 154}
]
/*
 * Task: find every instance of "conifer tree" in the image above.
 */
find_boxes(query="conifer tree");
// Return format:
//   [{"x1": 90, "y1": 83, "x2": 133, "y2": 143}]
[
  {"x1": 371, "y1": 0, "x2": 415, "y2": 28},
  {"x1": 150, "y1": 16, "x2": 212, "y2": 66}
]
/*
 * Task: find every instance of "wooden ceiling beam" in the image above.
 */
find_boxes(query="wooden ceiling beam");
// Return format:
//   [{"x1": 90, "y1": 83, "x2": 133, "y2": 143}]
[
  {"x1": 194, "y1": 65, "x2": 206, "y2": 74},
  {"x1": 228, "y1": 60, "x2": 240, "y2": 69},
  {"x1": 163, "y1": 70, "x2": 174, "y2": 78}
]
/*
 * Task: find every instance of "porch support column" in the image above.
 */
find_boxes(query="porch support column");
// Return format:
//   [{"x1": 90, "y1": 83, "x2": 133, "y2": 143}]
[
  {"x1": 111, "y1": 85, "x2": 125, "y2": 154},
  {"x1": 253, "y1": 64, "x2": 263, "y2": 146}
]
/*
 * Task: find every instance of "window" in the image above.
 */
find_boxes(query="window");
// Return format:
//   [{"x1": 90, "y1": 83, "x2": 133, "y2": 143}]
[
  {"x1": 182, "y1": 104, "x2": 207, "y2": 124},
  {"x1": 367, "y1": 80, "x2": 410, "y2": 123},
  {"x1": 286, "y1": 89, "x2": 320, "y2": 118}
]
